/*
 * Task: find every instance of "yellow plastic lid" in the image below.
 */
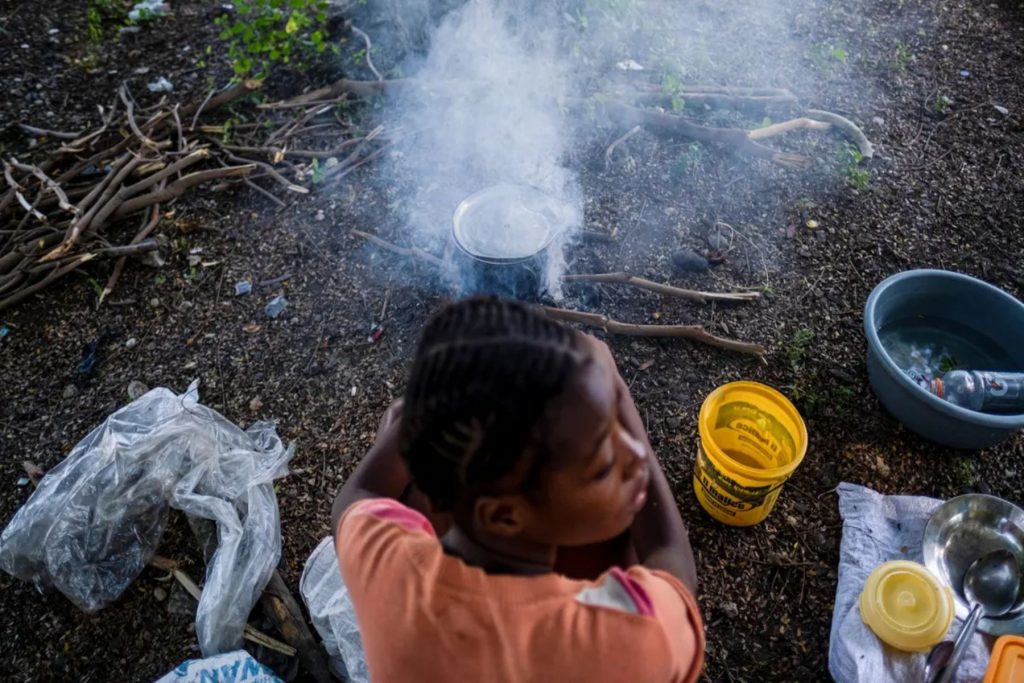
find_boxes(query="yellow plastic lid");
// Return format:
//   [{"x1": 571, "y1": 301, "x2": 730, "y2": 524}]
[
  {"x1": 983, "y1": 635, "x2": 1024, "y2": 683},
  {"x1": 859, "y1": 560, "x2": 954, "y2": 652}
]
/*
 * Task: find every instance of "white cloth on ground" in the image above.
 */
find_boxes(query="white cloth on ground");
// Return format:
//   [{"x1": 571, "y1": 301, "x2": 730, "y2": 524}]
[{"x1": 828, "y1": 482, "x2": 989, "y2": 682}]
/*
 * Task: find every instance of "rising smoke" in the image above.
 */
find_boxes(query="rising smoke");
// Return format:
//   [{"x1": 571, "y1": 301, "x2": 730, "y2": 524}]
[
  {"x1": 384, "y1": 0, "x2": 581, "y2": 298},
  {"x1": 356, "y1": 0, "x2": 877, "y2": 297}
]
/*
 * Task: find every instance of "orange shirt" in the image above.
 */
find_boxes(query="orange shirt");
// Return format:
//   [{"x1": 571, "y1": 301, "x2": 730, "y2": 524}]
[{"x1": 336, "y1": 499, "x2": 705, "y2": 683}]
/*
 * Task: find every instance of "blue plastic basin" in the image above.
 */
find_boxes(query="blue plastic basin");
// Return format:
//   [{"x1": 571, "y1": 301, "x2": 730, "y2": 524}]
[{"x1": 864, "y1": 269, "x2": 1024, "y2": 449}]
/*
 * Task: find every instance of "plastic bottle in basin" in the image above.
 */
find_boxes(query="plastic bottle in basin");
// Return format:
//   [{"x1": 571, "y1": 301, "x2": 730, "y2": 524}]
[{"x1": 929, "y1": 370, "x2": 1024, "y2": 412}]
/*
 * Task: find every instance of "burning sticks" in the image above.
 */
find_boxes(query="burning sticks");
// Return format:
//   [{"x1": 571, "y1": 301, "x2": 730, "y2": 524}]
[{"x1": 351, "y1": 230, "x2": 767, "y2": 356}]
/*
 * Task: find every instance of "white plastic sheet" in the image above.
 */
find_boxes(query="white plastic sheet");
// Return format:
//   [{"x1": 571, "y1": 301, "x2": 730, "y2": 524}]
[
  {"x1": 0, "y1": 381, "x2": 292, "y2": 656},
  {"x1": 301, "y1": 536, "x2": 369, "y2": 683},
  {"x1": 829, "y1": 482, "x2": 988, "y2": 682}
]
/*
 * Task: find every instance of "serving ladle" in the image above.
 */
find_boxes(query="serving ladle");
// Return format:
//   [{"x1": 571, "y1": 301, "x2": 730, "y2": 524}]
[{"x1": 924, "y1": 549, "x2": 1020, "y2": 683}]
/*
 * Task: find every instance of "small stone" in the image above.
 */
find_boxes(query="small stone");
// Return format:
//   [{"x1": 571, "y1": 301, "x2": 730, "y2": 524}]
[
  {"x1": 153, "y1": 587, "x2": 167, "y2": 602},
  {"x1": 234, "y1": 281, "x2": 252, "y2": 296},
  {"x1": 133, "y1": 67, "x2": 150, "y2": 75},
  {"x1": 149, "y1": 297, "x2": 161, "y2": 308},
  {"x1": 671, "y1": 249, "x2": 709, "y2": 272},
  {"x1": 125, "y1": 337, "x2": 138, "y2": 349},
  {"x1": 62, "y1": 384, "x2": 78, "y2": 399},
  {"x1": 871, "y1": 116, "x2": 884, "y2": 125},
  {"x1": 959, "y1": 69, "x2": 971, "y2": 78},
  {"x1": 993, "y1": 105, "x2": 1009, "y2": 116},
  {"x1": 127, "y1": 380, "x2": 149, "y2": 400},
  {"x1": 705, "y1": 231, "x2": 728, "y2": 251},
  {"x1": 324, "y1": 157, "x2": 340, "y2": 169},
  {"x1": 785, "y1": 515, "x2": 798, "y2": 527},
  {"x1": 721, "y1": 601, "x2": 739, "y2": 618},
  {"x1": 249, "y1": 397, "x2": 263, "y2": 412},
  {"x1": 16, "y1": 476, "x2": 30, "y2": 487},
  {"x1": 315, "y1": 209, "x2": 326, "y2": 221},
  {"x1": 805, "y1": 219, "x2": 819, "y2": 230}
]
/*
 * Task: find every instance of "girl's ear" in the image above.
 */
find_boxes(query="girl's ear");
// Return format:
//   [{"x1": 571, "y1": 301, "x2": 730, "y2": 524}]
[{"x1": 473, "y1": 495, "x2": 527, "y2": 537}]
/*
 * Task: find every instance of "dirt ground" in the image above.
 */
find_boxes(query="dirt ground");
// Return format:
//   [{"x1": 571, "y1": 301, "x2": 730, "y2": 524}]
[{"x1": 2, "y1": 0, "x2": 1024, "y2": 680}]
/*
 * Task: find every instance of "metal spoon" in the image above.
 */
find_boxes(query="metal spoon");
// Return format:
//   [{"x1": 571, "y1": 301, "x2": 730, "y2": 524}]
[
  {"x1": 923, "y1": 640, "x2": 953, "y2": 683},
  {"x1": 932, "y1": 550, "x2": 1020, "y2": 683}
]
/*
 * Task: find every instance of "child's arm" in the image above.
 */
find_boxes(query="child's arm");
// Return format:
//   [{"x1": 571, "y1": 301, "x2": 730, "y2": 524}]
[
  {"x1": 330, "y1": 403, "x2": 412, "y2": 535},
  {"x1": 613, "y1": 360, "x2": 699, "y2": 594}
]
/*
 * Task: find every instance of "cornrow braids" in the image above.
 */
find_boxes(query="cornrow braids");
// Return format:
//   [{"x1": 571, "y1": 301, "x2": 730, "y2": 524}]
[{"x1": 400, "y1": 297, "x2": 588, "y2": 512}]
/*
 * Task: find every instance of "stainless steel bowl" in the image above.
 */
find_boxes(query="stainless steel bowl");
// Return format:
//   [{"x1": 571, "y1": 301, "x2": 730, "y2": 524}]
[{"x1": 923, "y1": 494, "x2": 1024, "y2": 635}]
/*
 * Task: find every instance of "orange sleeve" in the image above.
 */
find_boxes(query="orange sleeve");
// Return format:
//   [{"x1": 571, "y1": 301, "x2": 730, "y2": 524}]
[
  {"x1": 335, "y1": 498, "x2": 435, "y2": 596},
  {"x1": 627, "y1": 567, "x2": 706, "y2": 683}
]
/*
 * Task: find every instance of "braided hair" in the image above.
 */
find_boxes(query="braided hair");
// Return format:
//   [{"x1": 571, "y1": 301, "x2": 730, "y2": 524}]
[{"x1": 400, "y1": 297, "x2": 588, "y2": 513}]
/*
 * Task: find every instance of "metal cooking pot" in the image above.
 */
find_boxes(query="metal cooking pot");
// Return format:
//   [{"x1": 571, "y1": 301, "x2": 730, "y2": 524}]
[{"x1": 451, "y1": 183, "x2": 575, "y2": 299}]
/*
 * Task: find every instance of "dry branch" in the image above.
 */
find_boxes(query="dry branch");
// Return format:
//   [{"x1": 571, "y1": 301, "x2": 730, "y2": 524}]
[
  {"x1": 591, "y1": 99, "x2": 812, "y2": 168},
  {"x1": 805, "y1": 109, "x2": 874, "y2": 159},
  {"x1": 350, "y1": 230, "x2": 765, "y2": 352},
  {"x1": 562, "y1": 271, "x2": 760, "y2": 303},
  {"x1": 542, "y1": 306, "x2": 766, "y2": 355},
  {"x1": 748, "y1": 117, "x2": 832, "y2": 140},
  {"x1": 351, "y1": 229, "x2": 446, "y2": 268}
]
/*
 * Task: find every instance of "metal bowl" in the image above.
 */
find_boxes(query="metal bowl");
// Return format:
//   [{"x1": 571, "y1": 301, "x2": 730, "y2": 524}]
[{"x1": 923, "y1": 494, "x2": 1024, "y2": 635}]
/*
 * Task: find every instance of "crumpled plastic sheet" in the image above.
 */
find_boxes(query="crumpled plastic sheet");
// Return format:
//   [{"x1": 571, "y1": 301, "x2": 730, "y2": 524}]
[
  {"x1": 829, "y1": 482, "x2": 988, "y2": 682},
  {"x1": 301, "y1": 536, "x2": 369, "y2": 683},
  {"x1": 0, "y1": 381, "x2": 292, "y2": 657}
]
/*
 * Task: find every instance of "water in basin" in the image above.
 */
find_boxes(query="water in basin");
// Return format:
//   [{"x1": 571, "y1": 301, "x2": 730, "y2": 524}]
[{"x1": 878, "y1": 316, "x2": 1017, "y2": 384}]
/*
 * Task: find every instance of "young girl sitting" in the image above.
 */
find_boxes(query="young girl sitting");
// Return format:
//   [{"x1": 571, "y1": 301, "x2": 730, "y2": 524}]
[{"x1": 331, "y1": 297, "x2": 704, "y2": 682}]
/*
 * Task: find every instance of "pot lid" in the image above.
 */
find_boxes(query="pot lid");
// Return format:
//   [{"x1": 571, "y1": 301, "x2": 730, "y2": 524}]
[
  {"x1": 859, "y1": 560, "x2": 955, "y2": 653},
  {"x1": 452, "y1": 183, "x2": 574, "y2": 261}
]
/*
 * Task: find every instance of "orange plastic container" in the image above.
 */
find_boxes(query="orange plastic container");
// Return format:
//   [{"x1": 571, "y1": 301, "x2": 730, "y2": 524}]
[{"x1": 983, "y1": 635, "x2": 1024, "y2": 683}]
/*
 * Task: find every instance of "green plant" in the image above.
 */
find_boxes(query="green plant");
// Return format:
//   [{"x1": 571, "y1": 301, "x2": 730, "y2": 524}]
[
  {"x1": 892, "y1": 42, "x2": 914, "y2": 72},
  {"x1": 661, "y1": 73, "x2": 686, "y2": 112},
  {"x1": 216, "y1": 0, "x2": 332, "y2": 78},
  {"x1": 932, "y1": 94, "x2": 952, "y2": 115},
  {"x1": 808, "y1": 42, "x2": 848, "y2": 76},
  {"x1": 840, "y1": 143, "x2": 870, "y2": 191},
  {"x1": 86, "y1": 0, "x2": 161, "y2": 42},
  {"x1": 670, "y1": 142, "x2": 703, "y2": 178},
  {"x1": 786, "y1": 328, "x2": 815, "y2": 370}
]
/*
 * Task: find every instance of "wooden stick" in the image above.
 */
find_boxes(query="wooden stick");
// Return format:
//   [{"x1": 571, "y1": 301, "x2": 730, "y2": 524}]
[
  {"x1": 804, "y1": 109, "x2": 874, "y2": 159},
  {"x1": 148, "y1": 556, "x2": 298, "y2": 658},
  {"x1": 748, "y1": 117, "x2": 832, "y2": 140},
  {"x1": 259, "y1": 570, "x2": 334, "y2": 683},
  {"x1": 351, "y1": 229, "x2": 446, "y2": 268},
  {"x1": 112, "y1": 165, "x2": 256, "y2": 218},
  {"x1": 351, "y1": 25, "x2": 384, "y2": 81},
  {"x1": 119, "y1": 85, "x2": 161, "y2": 150},
  {"x1": 605, "y1": 125, "x2": 642, "y2": 169},
  {"x1": 562, "y1": 272, "x2": 760, "y2": 302},
  {"x1": 628, "y1": 92, "x2": 799, "y2": 109},
  {"x1": 542, "y1": 306, "x2": 766, "y2": 355},
  {"x1": 8, "y1": 159, "x2": 79, "y2": 215},
  {"x1": 102, "y1": 202, "x2": 163, "y2": 304},
  {"x1": 590, "y1": 99, "x2": 812, "y2": 168},
  {"x1": 17, "y1": 123, "x2": 84, "y2": 140}
]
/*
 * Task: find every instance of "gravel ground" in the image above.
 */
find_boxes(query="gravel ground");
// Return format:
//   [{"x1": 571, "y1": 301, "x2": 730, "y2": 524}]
[{"x1": 1, "y1": 0, "x2": 1023, "y2": 680}]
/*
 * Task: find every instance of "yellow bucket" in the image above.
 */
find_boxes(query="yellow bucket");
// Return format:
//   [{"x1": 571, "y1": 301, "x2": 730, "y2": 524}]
[{"x1": 692, "y1": 381, "x2": 808, "y2": 526}]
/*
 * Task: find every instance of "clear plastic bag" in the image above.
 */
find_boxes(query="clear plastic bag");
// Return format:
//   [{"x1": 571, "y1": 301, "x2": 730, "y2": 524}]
[
  {"x1": 0, "y1": 381, "x2": 292, "y2": 656},
  {"x1": 300, "y1": 537, "x2": 368, "y2": 683}
]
